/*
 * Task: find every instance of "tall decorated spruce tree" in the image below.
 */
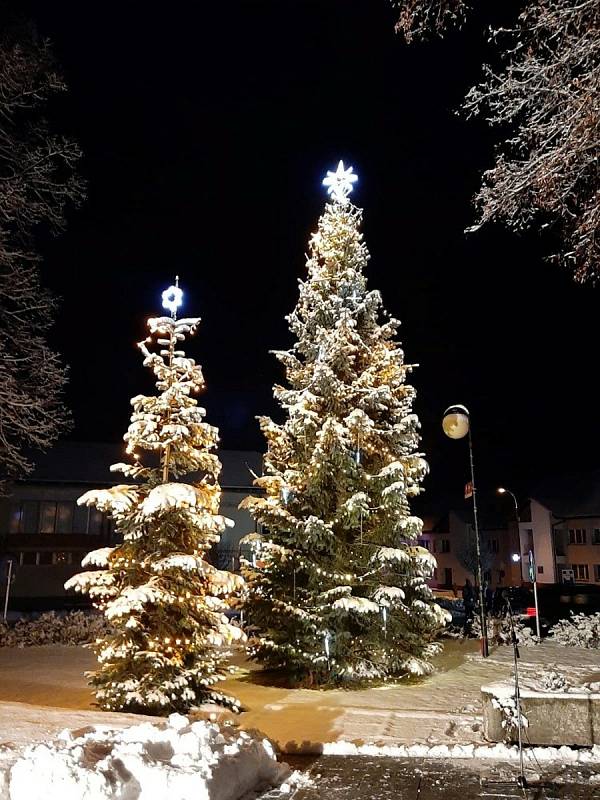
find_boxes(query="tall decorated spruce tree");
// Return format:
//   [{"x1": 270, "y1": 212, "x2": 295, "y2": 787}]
[
  {"x1": 241, "y1": 163, "x2": 450, "y2": 685},
  {"x1": 66, "y1": 283, "x2": 245, "y2": 713}
]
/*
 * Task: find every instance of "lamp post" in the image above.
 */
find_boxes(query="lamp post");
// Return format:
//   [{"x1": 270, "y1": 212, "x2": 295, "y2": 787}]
[
  {"x1": 498, "y1": 487, "x2": 541, "y2": 639},
  {"x1": 442, "y1": 405, "x2": 489, "y2": 658}
]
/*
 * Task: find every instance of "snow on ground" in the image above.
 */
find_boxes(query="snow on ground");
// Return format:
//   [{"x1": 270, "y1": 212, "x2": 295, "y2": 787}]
[
  {"x1": 321, "y1": 739, "x2": 600, "y2": 764},
  {"x1": 1, "y1": 639, "x2": 600, "y2": 764},
  {"x1": 1, "y1": 713, "x2": 299, "y2": 800}
]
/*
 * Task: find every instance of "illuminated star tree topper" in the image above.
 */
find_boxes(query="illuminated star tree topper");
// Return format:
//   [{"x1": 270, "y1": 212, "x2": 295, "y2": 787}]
[
  {"x1": 322, "y1": 160, "x2": 358, "y2": 204},
  {"x1": 161, "y1": 275, "x2": 184, "y2": 318}
]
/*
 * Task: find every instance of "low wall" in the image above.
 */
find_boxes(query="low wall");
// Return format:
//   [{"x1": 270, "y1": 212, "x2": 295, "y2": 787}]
[{"x1": 482, "y1": 683, "x2": 600, "y2": 746}]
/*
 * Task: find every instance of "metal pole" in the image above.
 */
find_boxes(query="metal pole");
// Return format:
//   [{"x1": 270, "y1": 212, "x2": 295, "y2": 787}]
[
  {"x1": 508, "y1": 489, "x2": 541, "y2": 639},
  {"x1": 3, "y1": 559, "x2": 13, "y2": 622},
  {"x1": 506, "y1": 597, "x2": 526, "y2": 788},
  {"x1": 468, "y1": 428, "x2": 489, "y2": 658},
  {"x1": 533, "y1": 578, "x2": 541, "y2": 639}
]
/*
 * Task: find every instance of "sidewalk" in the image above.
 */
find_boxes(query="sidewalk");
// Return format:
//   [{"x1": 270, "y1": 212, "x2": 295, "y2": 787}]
[
  {"x1": 1, "y1": 640, "x2": 599, "y2": 755},
  {"x1": 221, "y1": 641, "x2": 600, "y2": 752}
]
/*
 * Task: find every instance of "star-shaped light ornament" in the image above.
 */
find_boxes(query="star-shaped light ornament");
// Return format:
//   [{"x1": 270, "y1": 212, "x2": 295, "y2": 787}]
[
  {"x1": 322, "y1": 160, "x2": 358, "y2": 204},
  {"x1": 162, "y1": 280, "x2": 183, "y2": 317}
]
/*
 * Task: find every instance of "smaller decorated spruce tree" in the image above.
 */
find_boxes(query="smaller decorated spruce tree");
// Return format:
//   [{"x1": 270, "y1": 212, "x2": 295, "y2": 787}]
[{"x1": 66, "y1": 284, "x2": 244, "y2": 714}]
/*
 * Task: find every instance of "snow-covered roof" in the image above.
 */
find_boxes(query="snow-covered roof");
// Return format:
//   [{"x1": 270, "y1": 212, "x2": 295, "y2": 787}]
[{"x1": 19, "y1": 442, "x2": 262, "y2": 490}]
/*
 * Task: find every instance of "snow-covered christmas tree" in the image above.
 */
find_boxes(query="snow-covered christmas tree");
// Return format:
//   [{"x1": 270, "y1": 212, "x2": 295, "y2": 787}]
[
  {"x1": 241, "y1": 162, "x2": 450, "y2": 686},
  {"x1": 66, "y1": 282, "x2": 245, "y2": 714}
]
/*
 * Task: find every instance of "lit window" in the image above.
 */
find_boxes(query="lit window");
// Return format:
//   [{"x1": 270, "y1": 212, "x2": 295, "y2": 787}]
[
  {"x1": 9, "y1": 504, "x2": 23, "y2": 534},
  {"x1": 52, "y1": 552, "x2": 72, "y2": 565}
]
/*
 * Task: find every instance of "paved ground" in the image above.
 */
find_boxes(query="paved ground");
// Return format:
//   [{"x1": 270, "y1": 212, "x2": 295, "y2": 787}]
[
  {"x1": 1, "y1": 641, "x2": 599, "y2": 753},
  {"x1": 266, "y1": 757, "x2": 600, "y2": 799}
]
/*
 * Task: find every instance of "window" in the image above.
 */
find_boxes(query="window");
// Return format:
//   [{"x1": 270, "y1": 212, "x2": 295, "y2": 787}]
[
  {"x1": 440, "y1": 539, "x2": 450, "y2": 553},
  {"x1": 52, "y1": 552, "x2": 72, "y2": 565},
  {"x1": 537, "y1": 565, "x2": 544, "y2": 574},
  {"x1": 593, "y1": 529, "x2": 600, "y2": 545},
  {"x1": 19, "y1": 552, "x2": 37, "y2": 566},
  {"x1": 8, "y1": 501, "x2": 39, "y2": 534},
  {"x1": 55, "y1": 503, "x2": 73, "y2": 534},
  {"x1": 9, "y1": 504, "x2": 23, "y2": 534},
  {"x1": 9, "y1": 500, "x2": 107, "y2": 535},
  {"x1": 594, "y1": 565, "x2": 600, "y2": 582},
  {"x1": 572, "y1": 564, "x2": 589, "y2": 580},
  {"x1": 488, "y1": 539, "x2": 499, "y2": 553},
  {"x1": 569, "y1": 529, "x2": 587, "y2": 544},
  {"x1": 418, "y1": 539, "x2": 431, "y2": 551},
  {"x1": 39, "y1": 502, "x2": 57, "y2": 534},
  {"x1": 88, "y1": 508, "x2": 104, "y2": 536},
  {"x1": 37, "y1": 551, "x2": 53, "y2": 565},
  {"x1": 433, "y1": 568, "x2": 438, "y2": 581}
]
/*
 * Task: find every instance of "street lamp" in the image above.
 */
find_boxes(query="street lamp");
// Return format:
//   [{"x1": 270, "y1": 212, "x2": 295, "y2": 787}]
[
  {"x1": 442, "y1": 405, "x2": 489, "y2": 657},
  {"x1": 497, "y1": 486, "x2": 541, "y2": 638}
]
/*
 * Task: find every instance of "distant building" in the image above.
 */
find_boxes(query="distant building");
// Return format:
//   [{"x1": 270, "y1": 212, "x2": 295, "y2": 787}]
[
  {"x1": 0, "y1": 442, "x2": 262, "y2": 608},
  {"x1": 519, "y1": 471, "x2": 600, "y2": 586},
  {"x1": 419, "y1": 509, "x2": 521, "y2": 591}
]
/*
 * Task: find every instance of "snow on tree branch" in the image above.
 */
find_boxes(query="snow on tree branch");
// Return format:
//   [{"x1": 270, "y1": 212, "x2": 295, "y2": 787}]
[
  {"x1": 391, "y1": 0, "x2": 469, "y2": 43},
  {"x1": 464, "y1": 0, "x2": 600, "y2": 282}
]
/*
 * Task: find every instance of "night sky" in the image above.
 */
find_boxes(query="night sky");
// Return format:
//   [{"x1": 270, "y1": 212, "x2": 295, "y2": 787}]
[{"x1": 15, "y1": 1, "x2": 600, "y2": 513}]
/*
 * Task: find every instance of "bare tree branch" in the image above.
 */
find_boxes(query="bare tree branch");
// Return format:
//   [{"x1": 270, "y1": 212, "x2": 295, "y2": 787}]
[
  {"x1": 391, "y1": 0, "x2": 600, "y2": 283},
  {"x1": 391, "y1": 0, "x2": 469, "y2": 43},
  {"x1": 0, "y1": 23, "x2": 85, "y2": 489},
  {"x1": 465, "y1": 0, "x2": 599, "y2": 283}
]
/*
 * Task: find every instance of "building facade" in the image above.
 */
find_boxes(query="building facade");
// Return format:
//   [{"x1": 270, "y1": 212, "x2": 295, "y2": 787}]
[
  {"x1": 419, "y1": 510, "x2": 521, "y2": 592},
  {"x1": 0, "y1": 442, "x2": 262, "y2": 608}
]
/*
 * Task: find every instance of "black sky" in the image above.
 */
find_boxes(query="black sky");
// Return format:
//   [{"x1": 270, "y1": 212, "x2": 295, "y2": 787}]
[{"x1": 16, "y1": 1, "x2": 600, "y2": 513}]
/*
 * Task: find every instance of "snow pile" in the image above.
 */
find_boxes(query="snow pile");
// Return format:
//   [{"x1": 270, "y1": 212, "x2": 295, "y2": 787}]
[
  {"x1": 322, "y1": 739, "x2": 600, "y2": 764},
  {"x1": 549, "y1": 612, "x2": 600, "y2": 648},
  {"x1": 2, "y1": 714, "x2": 296, "y2": 800},
  {"x1": 465, "y1": 613, "x2": 538, "y2": 647},
  {"x1": 0, "y1": 611, "x2": 111, "y2": 648}
]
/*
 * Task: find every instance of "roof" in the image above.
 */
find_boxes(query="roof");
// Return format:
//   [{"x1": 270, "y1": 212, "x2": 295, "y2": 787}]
[
  {"x1": 531, "y1": 469, "x2": 600, "y2": 518},
  {"x1": 21, "y1": 442, "x2": 262, "y2": 489}
]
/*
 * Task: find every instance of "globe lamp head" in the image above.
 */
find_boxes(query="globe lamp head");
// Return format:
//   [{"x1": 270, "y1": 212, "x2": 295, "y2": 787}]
[{"x1": 442, "y1": 405, "x2": 470, "y2": 440}]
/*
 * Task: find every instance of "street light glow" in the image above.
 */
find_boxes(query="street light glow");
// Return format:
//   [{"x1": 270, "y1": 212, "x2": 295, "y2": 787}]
[
  {"x1": 442, "y1": 404, "x2": 470, "y2": 440},
  {"x1": 497, "y1": 487, "x2": 507, "y2": 494},
  {"x1": 512, "y1": 553, "x2": 521, "y2": 563}
]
